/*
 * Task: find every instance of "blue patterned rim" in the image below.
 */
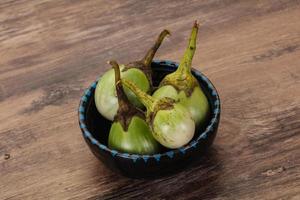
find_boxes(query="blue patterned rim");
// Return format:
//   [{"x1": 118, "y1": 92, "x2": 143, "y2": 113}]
[{"x1": 78, "y1": 60, "x2": 220, "y2": 163}]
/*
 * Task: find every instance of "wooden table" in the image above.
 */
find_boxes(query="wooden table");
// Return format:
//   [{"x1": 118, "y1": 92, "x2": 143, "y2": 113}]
[{"x1": 1, "y1": 1, "x2": 300, "y2": 199}]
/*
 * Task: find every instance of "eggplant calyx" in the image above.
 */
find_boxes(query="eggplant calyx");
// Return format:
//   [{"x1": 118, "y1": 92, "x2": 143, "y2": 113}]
[
  {"x1": 159, "y1": 21, "x2": 200, "y2": 97},
  {"x1": 147, "y1": 97, "x2": 175, "y2": 131},
  {"x1": 159, "y1": 73, "x2": 199, "y2": 97},
  {"x1": 109, "y1": 60, "x2": 145, "y2": 131}
]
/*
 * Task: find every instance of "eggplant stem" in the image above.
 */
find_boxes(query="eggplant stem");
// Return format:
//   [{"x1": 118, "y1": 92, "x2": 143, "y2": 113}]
[
  {"x1": 142, "y1": 29, "x2": 170, "y2": 67},
  {"x1": 108, "y1": 60, "x2": 131, "y2": 113},
  {"x1": 122, "y1": 79, "x2": 154, "y2": 110},
  {"x1": 109, "y1": 60, "x2": 121, "y2": 85},
  {"x1": 176, "y1": 21, "x2": 199, "y2": 77}
]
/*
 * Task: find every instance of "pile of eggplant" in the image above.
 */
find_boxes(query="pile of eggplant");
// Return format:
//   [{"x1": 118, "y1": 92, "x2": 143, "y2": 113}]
[{"x1": 94, "y1": 21, "x2": 210, "y2": 154}]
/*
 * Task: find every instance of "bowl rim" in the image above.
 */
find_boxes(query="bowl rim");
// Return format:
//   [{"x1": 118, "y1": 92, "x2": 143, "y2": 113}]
[{"x1": 78, "y1": 60, "x2": 220, "y2": 163}]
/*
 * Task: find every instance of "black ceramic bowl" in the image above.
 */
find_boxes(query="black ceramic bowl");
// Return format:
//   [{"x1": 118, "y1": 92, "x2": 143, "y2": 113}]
[{"x1": 78, "y1": 60, "x2": 220, "y2": 178}]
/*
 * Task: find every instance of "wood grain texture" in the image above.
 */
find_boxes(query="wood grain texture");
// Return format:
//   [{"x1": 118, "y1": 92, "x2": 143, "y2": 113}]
[{"x1": 1, "y1": 0, "x2": 300, "y2": 199}]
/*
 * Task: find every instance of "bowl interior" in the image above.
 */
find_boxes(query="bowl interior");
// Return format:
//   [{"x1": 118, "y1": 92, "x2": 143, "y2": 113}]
[{"x1": 83, "y1": 61, "x2": 216, "y2": 154}]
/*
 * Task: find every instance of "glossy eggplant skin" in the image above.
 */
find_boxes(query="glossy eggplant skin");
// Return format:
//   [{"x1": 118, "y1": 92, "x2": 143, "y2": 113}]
[
  {"x1": 78, "y1": 60, "x2": 221, "y2": 178},
  {"x1": 94, "y1": 66, "x2": 149, "y2": 121},
  {"x1": 106, "y1": 60, "x2": 160, "y2": 155},
  {"x1": 152, "y1": 85, "x2": 210, "y2": 127},
  {"x1": 94, "y1": 29, "x2": 170, "y2": 121},
  {"x1": 152, "y1": 22, "x2": 210, "y2": 127},
  {"x1": 108, "y1": 116, "x2": 160, "y2": 154},
  {"x1": 120, "y1": 76, "x2": 197, "y2": 150},
  {"x1": 151, "y1": 103, "x2": 195, "y2": 149}
]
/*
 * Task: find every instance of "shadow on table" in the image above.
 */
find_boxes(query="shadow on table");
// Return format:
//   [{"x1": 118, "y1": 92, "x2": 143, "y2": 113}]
[{"x1": 91, "y1": 147, "x2": 224, "y2": 200}]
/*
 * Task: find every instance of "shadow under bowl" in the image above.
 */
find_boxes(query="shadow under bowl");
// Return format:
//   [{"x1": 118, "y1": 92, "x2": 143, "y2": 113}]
[{"x1": 78, "y1": 60, "x2": 221, "y2": 178}]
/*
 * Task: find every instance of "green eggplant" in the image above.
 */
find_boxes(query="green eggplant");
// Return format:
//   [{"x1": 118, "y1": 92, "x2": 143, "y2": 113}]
[
  {"x1": 108, "y1": 61, "x2": 160, "y2": 155},
  {"x1": 95, "y1": 30, "x2": 170, "y2": 121},
  {"x1": 152, "y1": 21, "x2": 210, "y2": 126},
  {"x1": 122, "y1": 79, "x2": 195, "y2": 149}
]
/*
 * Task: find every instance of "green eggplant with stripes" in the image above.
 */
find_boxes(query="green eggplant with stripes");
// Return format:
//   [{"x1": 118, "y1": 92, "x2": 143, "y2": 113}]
[
  {"x1": 122, "y1": 79, "x2": 195, "y2": 149},
  {"x1": 94, "y1": 30, "x2": 170, "y2": 121},
  {"x1": 152, "y1": 21, "x2": 210, "y2": 127},
  {"x1": 108, "y1": 61, "x2": 160, "y2": 155}
]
